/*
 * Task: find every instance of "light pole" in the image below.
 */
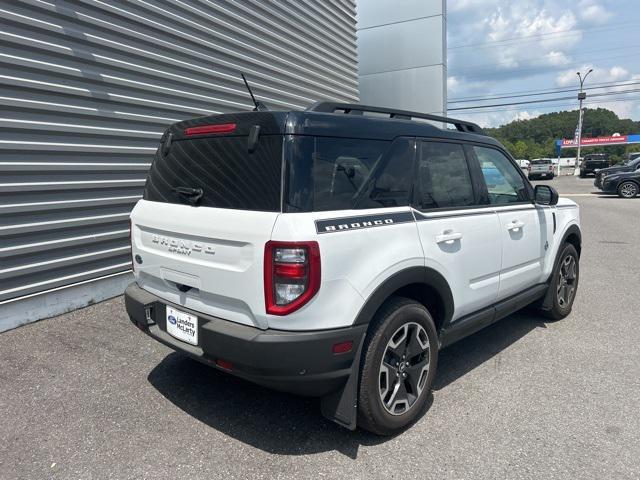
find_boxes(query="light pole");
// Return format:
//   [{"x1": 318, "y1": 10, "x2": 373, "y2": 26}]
[{"x1": 574, "y1": 69, "x2": 593, "y2": 175}]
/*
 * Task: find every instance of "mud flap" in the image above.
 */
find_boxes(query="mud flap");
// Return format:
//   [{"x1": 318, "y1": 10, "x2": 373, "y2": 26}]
[{"x1": 319, "y1": 334, "x2": 366, "y2": 430}]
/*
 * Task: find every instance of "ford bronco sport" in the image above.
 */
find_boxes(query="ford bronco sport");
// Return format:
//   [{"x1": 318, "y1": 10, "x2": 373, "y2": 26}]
[{"x1": 125, "y1": 102, "x2": 581, "y2": 435}]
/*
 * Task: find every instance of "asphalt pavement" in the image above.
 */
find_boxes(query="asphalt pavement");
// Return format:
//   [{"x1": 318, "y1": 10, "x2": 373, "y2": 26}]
[{"x1": 1, "y1": 175, "x2": 639, "y2": 479}]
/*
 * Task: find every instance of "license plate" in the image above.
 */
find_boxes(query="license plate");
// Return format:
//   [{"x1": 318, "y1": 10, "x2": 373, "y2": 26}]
[{"x1": 166, "y1": 306, "x2": 198, "y2": 345}]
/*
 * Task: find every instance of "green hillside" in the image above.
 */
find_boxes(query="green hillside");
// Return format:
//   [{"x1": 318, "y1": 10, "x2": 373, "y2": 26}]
[{"x1": 485, "y1": 108, "x2": 640, "y2": 162}]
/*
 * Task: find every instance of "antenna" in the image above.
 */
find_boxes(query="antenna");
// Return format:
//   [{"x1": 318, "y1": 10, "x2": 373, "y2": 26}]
[{"x1": 241, "y1": 73, "x2": 268, "y2": 111}]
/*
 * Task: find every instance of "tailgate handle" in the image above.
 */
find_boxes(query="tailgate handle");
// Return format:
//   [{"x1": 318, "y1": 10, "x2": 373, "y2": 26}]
[{"x1": 175, "y1": 283, "x2": 193, "y2": 293}]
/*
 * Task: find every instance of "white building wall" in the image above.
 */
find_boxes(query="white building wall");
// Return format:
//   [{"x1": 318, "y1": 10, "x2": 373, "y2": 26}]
[{"x1": 357, "y1": 0, "x2": 446, "y2": 115}]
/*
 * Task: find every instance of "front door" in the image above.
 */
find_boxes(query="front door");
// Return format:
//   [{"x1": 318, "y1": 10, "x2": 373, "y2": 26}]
[
  {"x1": 471, "y1": 145, "x2": 548, "y2": 299},
  {"x1": 413, "y1": 141, "x2": 503, "y2": 321}
]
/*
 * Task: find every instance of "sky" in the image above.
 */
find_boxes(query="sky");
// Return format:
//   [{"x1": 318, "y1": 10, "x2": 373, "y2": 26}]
[{"x1": 447, "y1": 0, "x2": 640, "y2": 128}]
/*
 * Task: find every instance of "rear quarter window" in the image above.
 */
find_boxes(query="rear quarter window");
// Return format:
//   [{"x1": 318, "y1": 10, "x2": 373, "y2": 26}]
[{"x1": 285, "y1": 136, "x2": 415, "y2": 212}]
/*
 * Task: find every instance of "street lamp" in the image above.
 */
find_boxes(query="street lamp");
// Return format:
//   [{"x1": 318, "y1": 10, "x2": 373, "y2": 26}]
[{"x1": 575, "y1": 69, "x2": 593, "y2": 174}]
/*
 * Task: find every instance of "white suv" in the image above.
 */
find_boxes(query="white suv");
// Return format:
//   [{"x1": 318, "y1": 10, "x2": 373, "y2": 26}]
[{"x1": 126, "y1": 103, "x2": 581, "y2": 435}]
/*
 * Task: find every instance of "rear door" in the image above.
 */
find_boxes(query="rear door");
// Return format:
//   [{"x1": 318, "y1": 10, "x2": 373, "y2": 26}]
[
  {"x1": 131, "y1": 113, "x2": 284, "y2": 329},
  {"x1": 413, "y1": 141, "x2": 502, "y2": 320},
  {"x1": 471, "y1": 145, "x2": 549, "y2": 299}
]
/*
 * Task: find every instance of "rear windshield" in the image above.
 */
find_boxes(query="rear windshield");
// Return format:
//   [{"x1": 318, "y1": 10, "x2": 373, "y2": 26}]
[
  {"x1": 143, "y1": 134, "x2": 283, "y2": 211},
  {"x1": 531, "y1": 159, "x2": 551, "y2": 165},
  {"x1": 284, "y1": 136, "x2": 415, "y2": 212}
]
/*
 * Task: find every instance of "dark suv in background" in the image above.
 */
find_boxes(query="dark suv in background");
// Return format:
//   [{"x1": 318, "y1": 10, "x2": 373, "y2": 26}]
[
  {"x1": 595, "y1": 156, "x2": 640, "y2": 189},
  {"x1": 580, "y1": 153, "x2": 609, "y2": 177}
]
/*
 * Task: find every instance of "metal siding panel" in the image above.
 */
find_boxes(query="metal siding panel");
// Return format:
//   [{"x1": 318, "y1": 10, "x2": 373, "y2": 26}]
[{"x1": 0, "y1": 0, "x2": 357, "y2": 303}]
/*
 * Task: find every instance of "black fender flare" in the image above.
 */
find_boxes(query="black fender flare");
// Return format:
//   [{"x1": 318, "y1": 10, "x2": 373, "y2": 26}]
[
  {"x1": 560, "y1": 223, "x2": 582, "y2": 255},
  {"x1": 353, "y1": 266, "x2": 455, "y2": 328},
  {"x1": 320, "y1": 266, "x2": 454, "y2": 430}
]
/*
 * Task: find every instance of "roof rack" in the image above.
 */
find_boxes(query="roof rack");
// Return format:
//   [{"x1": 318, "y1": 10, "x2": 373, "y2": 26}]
[{"x1": 306, "y1": 102, "x2": 485, "y2": 135}]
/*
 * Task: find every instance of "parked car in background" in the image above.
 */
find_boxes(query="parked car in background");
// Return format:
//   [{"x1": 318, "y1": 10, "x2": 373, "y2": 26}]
[
  {"x1": 516, "y1": 159, "x2": 530, "y2": 170},
  {"x1": 628, "y1": 152, "x2": 640, "y2": 162},
  {"x1": 599, "y1": 169, "x2": 640, "y2": 198},
  {"x1": 528, "y1": 158, "x2": 555, "y2": 180},
  {"x1": 595, "y1": 156, "x2": 640, "y2": 189},
  {"x1": 580, "y1": 153, "x2": 609, "y2": 177}
]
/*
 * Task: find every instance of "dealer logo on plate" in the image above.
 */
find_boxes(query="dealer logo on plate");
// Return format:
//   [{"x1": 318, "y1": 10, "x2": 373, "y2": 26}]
[{"x1": 167, "y1": 315, "x2": 177, "y2": 325}]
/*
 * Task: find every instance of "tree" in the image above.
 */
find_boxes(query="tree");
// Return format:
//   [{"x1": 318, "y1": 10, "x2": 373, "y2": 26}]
[{"x1": 485, "y1": 108, "x2": 640, "y2": 160}]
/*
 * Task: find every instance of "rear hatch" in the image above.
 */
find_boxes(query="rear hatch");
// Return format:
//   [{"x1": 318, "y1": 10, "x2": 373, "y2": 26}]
[
  {"x1": 131, "y1": 112, "x2": 286, "y2": 328},
  {"x1": 584, "y1": 156, "x2": 609, "y2": 170},
  {"x1": 530, "y1": 160, "x2": 553, "y2": 173}
]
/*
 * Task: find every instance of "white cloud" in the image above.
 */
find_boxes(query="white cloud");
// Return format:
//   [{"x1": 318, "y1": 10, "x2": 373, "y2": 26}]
[
  {"x1": 451, "y1": 108, "x2": 548, "y2": 129},
  {"x1": 555, "y1": 65, "x2": 630, "y2": 86},
  {"x1": 579, "y1": 2, "x2": 613, "y2": 24}
]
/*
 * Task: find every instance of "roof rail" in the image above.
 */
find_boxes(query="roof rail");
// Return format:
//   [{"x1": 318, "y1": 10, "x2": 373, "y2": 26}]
[{"x1": 306, "y1": 102, "x2": 485, "y2": 135}]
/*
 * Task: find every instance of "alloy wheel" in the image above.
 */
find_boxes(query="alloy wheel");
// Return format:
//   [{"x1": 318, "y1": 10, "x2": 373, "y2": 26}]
[
  {"x1": 378, "y1": 322, "x2": 430, "y2": 415},
  {"x1": 557, "y1": 254, "x2": 577, "y2": 308},
  {"x1": 619, "y1": 182, "x2": 638, "y2": 198}
]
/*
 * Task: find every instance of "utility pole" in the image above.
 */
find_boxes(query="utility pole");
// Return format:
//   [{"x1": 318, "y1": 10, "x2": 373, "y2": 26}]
[{"x1": 574, "y1": 69, "x2": 593, "y2": 175}]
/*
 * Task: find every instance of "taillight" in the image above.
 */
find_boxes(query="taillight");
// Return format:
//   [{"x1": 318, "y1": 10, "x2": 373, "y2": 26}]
[
  {"x1": 527, "y1": 165, "x2": 531, "y2": 171},
  {"x1": 184, "y1": 123, "x2": 236, "y2": 136},
  {"x1": 549, "y1": 165, "x2": 553, "y2": 171},
  {"x1": 264, "y1": 241, "x2": 320, "y2": 315}
]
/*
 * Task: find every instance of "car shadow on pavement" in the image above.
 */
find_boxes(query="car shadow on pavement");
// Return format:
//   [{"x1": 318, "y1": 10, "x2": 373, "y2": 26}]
[
  {"x1": 434, "y1": 310, "x2": 546, "y2": 391},
  {"x1": 147, "y1": 311, "x2": 546, "y2": 458}
]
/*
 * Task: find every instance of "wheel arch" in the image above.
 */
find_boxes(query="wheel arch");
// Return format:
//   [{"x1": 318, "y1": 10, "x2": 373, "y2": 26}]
[
  {"x1": 353, "y1": 267, "x2": 454, "y2": 333},
  {"x1": 561, "y1": 223, "x2": 582, "y2": 257}
]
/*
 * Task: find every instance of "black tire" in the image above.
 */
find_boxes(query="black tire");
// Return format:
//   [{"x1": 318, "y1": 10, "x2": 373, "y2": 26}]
[
  {"x1": 579, "y1": 172, "x2": 586, "y2": 178},
  {"x1": 617, "y1": 181, "x2": 639, "y2": 198},
  {"x1": 543, "y1": 243, "x2": 579, "y2": 320},
  {"x1": 528, "y1": 175, "x2": 535, "y2": 180},
  {"x1": 357, "y1": 296, "x2": 438, "y2": 436}
]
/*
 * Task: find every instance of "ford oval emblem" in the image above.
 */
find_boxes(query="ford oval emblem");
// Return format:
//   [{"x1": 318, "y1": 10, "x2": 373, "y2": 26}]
[{"x1": 168, "y1": 315, "x2": 177, "y2": 325}]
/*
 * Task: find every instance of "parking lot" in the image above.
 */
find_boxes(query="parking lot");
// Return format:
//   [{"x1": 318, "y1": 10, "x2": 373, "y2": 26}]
[{"x1": 1, "y1": 175, "x2": 638, "y2": 480}]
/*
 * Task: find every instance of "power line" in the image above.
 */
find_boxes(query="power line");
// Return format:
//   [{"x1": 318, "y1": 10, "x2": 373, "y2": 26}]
[
  {"x1": 448, "y1": 80, "x2": 640, "y2": 104},
  {"x1": 449, "y1": 88, "x2": 640, "y2": 111},
  {"x1": 451, "y1": 96, "x2": 640, "y2": 116},
  {"x1": 449, "y1": 79, "x2": 640, "y2": 102},
  {"x1": 448, "y1": 21, "x2": 636, "y2": 50}
]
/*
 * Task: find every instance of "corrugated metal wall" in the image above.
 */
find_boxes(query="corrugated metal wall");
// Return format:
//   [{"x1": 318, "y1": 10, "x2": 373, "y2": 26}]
[{"x1": 0, "y1": 0, "x2": 358, "y2": 304}]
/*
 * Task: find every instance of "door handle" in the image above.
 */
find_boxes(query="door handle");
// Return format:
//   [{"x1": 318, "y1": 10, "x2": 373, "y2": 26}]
[
  {"x1": 507, "y1": 220, "x2": 525, "y2": 232},
  {"x1": 435, "y1": 230, "x2": 463, "y2": 244}
]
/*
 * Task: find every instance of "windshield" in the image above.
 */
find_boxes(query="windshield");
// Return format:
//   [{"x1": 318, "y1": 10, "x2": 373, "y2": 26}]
[
  {"x1": 285, "y1": 136, "x2": 414, "y2": 212},
  {"x1": 531, "y1": 160, "x2": 551, "y2": 165}
]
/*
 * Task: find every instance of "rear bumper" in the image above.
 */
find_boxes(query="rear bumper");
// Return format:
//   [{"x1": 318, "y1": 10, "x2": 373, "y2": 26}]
[{"x1": 125, "y1": 282, "x2": 366, "y2": 397}]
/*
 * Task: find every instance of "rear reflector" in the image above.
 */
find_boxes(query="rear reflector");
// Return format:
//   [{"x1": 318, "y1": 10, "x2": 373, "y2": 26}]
[
  {"x1": 184, "y1": 123, "x2": 236, "y2": 136},
  {"x1": 332, "y1": 341, "x2": 353, "y2": 354},
  {"x1": 215, "y1": 359, "x2": 233, "y2": 371}
]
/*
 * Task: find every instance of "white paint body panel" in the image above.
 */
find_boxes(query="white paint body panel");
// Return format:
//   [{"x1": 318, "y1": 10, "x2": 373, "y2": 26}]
[
  {"x1": 495, "y1": 206, "x2": 546, "y2": 299},
  {"x1": 269, "y1": 207, "x2": 423, "y2": 330},
  {"x1": 414, "y1": 208, "x2": 502, "y2": 320},
  {"x1": 130, "y1": 194, "x2": 580, "y2": 332},
  {"x1": 131, "y1": 200, "x2": 278, "y2": 329}
]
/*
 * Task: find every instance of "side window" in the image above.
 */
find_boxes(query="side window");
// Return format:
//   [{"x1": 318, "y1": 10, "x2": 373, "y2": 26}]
[
  {"x1": 416, "y1": 142, "x2": 475, "y2": 210},
  {"x1": 284, "y1": 137, "x2": 413, "y2": 212},
  {"x1": 474, "y1": 146, "x2": 530, "y2": 204}
]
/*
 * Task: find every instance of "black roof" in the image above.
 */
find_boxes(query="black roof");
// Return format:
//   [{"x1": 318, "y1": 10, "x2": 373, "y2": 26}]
[{"x1": 171, "y1": 102, "x2": 502, "y2": 149}]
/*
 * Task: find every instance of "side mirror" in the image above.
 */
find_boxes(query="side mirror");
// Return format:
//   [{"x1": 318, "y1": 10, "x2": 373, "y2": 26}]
[{"x1": 534, "y1": 184, "x2": 559, "y2": 206}]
